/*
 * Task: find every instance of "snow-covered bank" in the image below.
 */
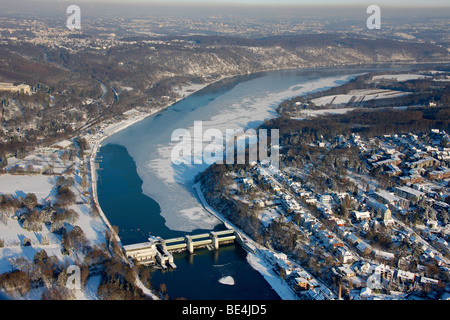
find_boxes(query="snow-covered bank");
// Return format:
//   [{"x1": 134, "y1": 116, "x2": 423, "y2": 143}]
[{"x1": 246, "y1": 252, "x2": 298, "y2": 300}]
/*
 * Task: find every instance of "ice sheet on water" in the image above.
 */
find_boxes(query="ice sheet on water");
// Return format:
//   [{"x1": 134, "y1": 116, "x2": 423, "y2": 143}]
[{"x1": 218, "y1": 276, "x2": 235, "y2": 286}]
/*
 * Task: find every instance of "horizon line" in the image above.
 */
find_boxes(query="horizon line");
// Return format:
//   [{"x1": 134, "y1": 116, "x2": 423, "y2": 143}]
[{"x1": 5, "y1": 0, "x2": 450, "y2": 8}]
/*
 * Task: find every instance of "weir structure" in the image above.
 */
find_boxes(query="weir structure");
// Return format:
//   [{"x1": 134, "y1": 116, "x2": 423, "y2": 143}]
[{"x1": 123, "y1": 229, "x2": 236, "y2": 269}]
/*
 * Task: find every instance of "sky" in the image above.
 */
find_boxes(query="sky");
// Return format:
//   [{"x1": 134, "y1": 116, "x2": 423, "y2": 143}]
[
  {"x1": 167, "y1": 0, "x2": 446, "y2": 5},
  {"x1": 1, "y1": 0, "x2": 448, "y2": 19},
  {"x1": 75, "y1": 0, "x2": 450, "y2": 6},
  {"x1": 13, "y1": 0, "x2": 450, "y2": 6}
]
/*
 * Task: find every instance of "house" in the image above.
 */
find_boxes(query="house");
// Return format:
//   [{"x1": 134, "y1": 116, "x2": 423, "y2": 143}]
[
  {"x1": 374, "y1": 190, "x2": 402, "y2": 207},
  {"x1": 359, "y1": 262, "x2": 372, "y2": 274},
  {"x1": 336, "y1": 225, "x2": 348, "y2": 238},
  {"x1": 274, "y1": 258, "x2": 293, "y2": 277},
  {"x1": 372, "y1": 264, "x2": 394, "y2": 280},
  {"x1": 373, "y1": 249, "x2": 395, "y2": 261},
  {"x1": 352, "y1": 211, "x2": 371, "y2": 221},
  {"x1": 294, "y1": 277, "x2": 309, "y2": 291},
  {"x1": 326, "y1": 238, "x2": 344, "y2": 249},
  {"x1": 396, "y1": 270, "x2": 415, "y2": 283},
  {"x1": 356, "y1": 241, "x2": 372, "y2": 255},
  {"x1": 338, "y1": 266, "x2": 356, "y2": 278},
  {"x1": 394, "y1": 186, "x2": 425, "y2": 202},
  {"x1": 386, "y1": 164, "x2": 402, "y2": 176},
  {"x1": 50, "y1": 140, "x2": 73, "y2": 150},
  {"x1": 345, "y1": 233, "x2": 359, "y2": 245},
  {"x1": 360, "y1": 220, "x2": 370, "y2": 232},
  {"x1": 305, "y1": 197, "x2": 317, "y2": 205},
  {"x1": 427, "y1": 167, "x2": 450, "y2": 180},
  {"x1": 307, "y1": 278, "x2": 320, "y2": 289},
  {"x1": 0, "y1": 82, "x2": 31, "y2": 94},
  {"x1": 366, "y1": 198, "x2": 392, "y2": 218},
  {"x1": 317, "y1": 194, "x2": 333, "y2": 205},
  {"x1": 373, "y1": 157, "x2": 401, "y2": 168},
  {"x1": 420, "y1": 277, "x2": 439, "y2": 287},
  {"x1": 293, "y1": 275, "x2": 320, "y2": 291},
  {"x1": 410, "y1": 156, "x2": 439, "y2": 169},
  {"x1": 295, "y1": 269, "x2": 312, "y2": 280},
  {"x1": 399, "y1": 174, "x2": 422, "y2": 184},
  {"x1": 336, "y1": 247, "x2": 353, "y2": 264}
]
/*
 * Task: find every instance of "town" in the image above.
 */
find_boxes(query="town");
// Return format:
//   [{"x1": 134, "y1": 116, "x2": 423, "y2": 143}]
[{"x1": 198, "y1": 126, "x2": 450, "y2": 300}]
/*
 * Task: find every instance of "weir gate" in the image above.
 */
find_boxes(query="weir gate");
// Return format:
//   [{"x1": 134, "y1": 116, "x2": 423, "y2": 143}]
[{"x1": 122, "y1": 229, "x2": 236, "y2": 269}]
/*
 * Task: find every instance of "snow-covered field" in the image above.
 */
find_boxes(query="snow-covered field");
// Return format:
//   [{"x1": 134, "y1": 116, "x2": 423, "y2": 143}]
[
  {"x1": 0, "y1": 173, "x2": 108, "y2": 270},
  {"x1": 310, "y1": 89, "x2": 410, "y2": 107},
  {"x1": 0, "y1": 174, "x2": 55, "y2": 203},
  {"x1": 0, "y1": 147, "x2": 108, "y2": 299}
]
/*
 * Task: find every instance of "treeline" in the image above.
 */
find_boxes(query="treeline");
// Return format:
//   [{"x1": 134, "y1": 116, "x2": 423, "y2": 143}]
[
  {"x1": 265, "y1": 106, "x2": 450, "y2": 146},
  {"x1": 0, "y1": 241, "x2": 149, "y2": 299},
  {"x1": 147, "y1": 34, "x2": 450, "y2": 58}
]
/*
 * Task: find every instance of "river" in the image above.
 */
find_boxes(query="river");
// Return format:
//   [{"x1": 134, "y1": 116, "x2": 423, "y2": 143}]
[{"x1": 96, "y1": 64, "x2": 418, "y2": 300}]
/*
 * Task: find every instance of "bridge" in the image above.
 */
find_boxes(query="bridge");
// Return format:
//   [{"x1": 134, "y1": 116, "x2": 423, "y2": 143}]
[{"x1": 123, "y1": 229, "x2": 236, "y2": 269}]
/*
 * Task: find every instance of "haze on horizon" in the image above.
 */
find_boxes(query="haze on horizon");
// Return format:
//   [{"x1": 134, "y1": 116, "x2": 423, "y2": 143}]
[{"x1": 1, "y1": 0, "x2": 449, "y2": 19}]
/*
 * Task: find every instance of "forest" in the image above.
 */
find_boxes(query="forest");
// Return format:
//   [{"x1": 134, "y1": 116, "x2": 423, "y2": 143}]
[
  {"x1": 277, "y1": 69, "x2": 450, "y2": 115},
  {"x1": 265, "y1": 106, "x2": 450, "y2": 149}
]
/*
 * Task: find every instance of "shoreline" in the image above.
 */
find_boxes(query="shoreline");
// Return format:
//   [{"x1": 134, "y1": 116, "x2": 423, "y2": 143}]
[
  {"x1": 87, "y1": 66, "x2": 373, "y2": 300},
  {"x1": 86, "y1": 69, "x2": 316, "y2": 300},
  {"x1": 86, "y1": 81, "x2": 216, "y2": 244},
  {"x1": 85, "y1": 62, "x2": 437, "y2": 300}
]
